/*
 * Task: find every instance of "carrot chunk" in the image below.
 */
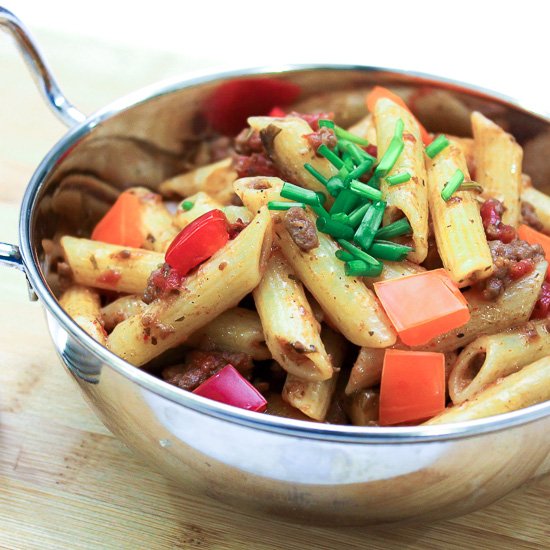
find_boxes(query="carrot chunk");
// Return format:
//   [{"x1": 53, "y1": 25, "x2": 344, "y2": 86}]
[
  {"x1": 91, "y1": 191, "x2": 144, "y2": 248},
  {"x1": 518, "y1": 224, "x2": 550, "y2": 260},
  {"x1": 373, "y1": 269, "x2": 470, "y2": 346},
  {"x1": 379, "y1": 349, "x2": 446, "y2": 426}
]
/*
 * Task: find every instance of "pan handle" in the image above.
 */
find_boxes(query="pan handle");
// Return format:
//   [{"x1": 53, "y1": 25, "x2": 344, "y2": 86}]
[
  {"x1": 0, "y1": 242, "x2": 37, "y2": 300},
  {"x1": 0, "y1": 6, "x2": 86, "y2": 127}
]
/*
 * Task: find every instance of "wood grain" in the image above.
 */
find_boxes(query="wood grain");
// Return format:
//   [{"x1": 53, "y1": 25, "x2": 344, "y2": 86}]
[{"x1": 0, "y1": 31, "x2": 548, "y2": 550}]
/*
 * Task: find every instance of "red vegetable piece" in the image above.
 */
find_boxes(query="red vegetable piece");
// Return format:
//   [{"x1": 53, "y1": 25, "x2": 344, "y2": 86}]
[
  {"x1": 204, "y1": 78, "x2": 301, "y2": 135},
  {"x1": 379, "y1": 350, "x2": 446, "y2": 426},
  {"x1": 165, "y1": 209, "x2": 229, "y2": 275},
  {"x1": 193, "y1": 364, "x2": 267, "y2": 412},
  {"x1": 518, "y1": 224, "x2": 550, "y2": 260},
  {"x1": 373, "y1": 269, "x2": 470, "y2": 346}
]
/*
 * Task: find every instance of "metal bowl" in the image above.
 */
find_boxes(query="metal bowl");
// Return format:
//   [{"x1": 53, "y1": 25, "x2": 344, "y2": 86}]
[{"x1": 1, "y1": 7, "x2": 549, "y2": 525}]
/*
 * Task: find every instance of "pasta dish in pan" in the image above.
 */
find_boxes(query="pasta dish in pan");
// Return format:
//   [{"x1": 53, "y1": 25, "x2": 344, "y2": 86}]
[{"x1": 49, "y1": 85, "x2": 550, "y2": 427}]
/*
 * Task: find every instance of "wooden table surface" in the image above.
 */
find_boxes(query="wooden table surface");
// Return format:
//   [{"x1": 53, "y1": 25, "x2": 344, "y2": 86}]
[{"x1": 0, "y1": 29, "x2": 549, "y2": 550}]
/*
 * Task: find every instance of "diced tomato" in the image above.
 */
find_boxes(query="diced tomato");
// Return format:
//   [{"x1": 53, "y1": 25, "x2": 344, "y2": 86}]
[
  {"x1": 518, "y1": 224, "x2": 550, "y2": 260},
  {"x1": 165, "y1": 209, "x2": 229, "y2": 275},
  {"x1": 204, "y1": 79, "x2": 301, "y2": 135},
  {"x1": 379, "y1": 350, "x2": 446, "y2": 426},
  {"x1": 373, "y1": 269, "x2": 470, "y2": 346},
  {"x1": 91, "y1": 191, "x2": 144, "y2": 248},
  {"x1": 366, "y1": 86, "x2": 432, "y2": 145},
  {"x1": 531, "y1": 281, "x2": 550, "y2": 319},
  {"x1": 268, "y1": 106, "x2": 287, "y2": 117},
  {"x1": 193, "y1": 364, "x2": 267, "y2": 412}
]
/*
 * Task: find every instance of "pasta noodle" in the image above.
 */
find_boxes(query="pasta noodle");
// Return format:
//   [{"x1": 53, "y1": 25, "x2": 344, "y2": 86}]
[
  {"x1": 159, "y1": 157, "x2": 238, "y2": 204},
  {"x1": 253, "y1": 250, "x2": 334, "y2": 381},
  {"x1": 426, "y1": 356, "x2": 550, "y2": 424},
  {"x1": 374, "y1": 98, "x2": 429, "y2": 263},
  {"x1": 186, "y1": 307, "x2": 271, "y2": 361},
  {"x1": 60, "y1": 285, "x2": 106, "y2": 345},
  {"x1": 426, "y1": 141, "x2": 493, "y2": 287},
  {"x1": 61, "y1": 236, "x2": 163, "y2": 294},
  {"x1": 472, "y1": 111, "x2": 522, "y2": 227},
  {"x1": 448, "y1": 319, "x2": 550, "y2": 404}
]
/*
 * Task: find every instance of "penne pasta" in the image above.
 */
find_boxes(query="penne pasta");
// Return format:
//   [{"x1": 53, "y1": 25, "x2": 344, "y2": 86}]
[
  {"x1": 235, "y1": 176, "x2": 397, "y2": 348},
  {"x1": 60, "y1": 285, "x2": 107, "y2": 345},
  {"x1": 521, "y1": 174, "x2": 550, "y2": 233},
  {"x1": 186, "y1": 307, "x2": 271, "y2": 361},
  {"x1": 472, "y1": 111, "x2": 522, "y2": 227},
  {"x1": 107, "y1": 207, "x2": 273, "y2": 366},
  {"x1": 448, "y1": 319, "x2": 550, "y2": 405},
  {"x1": 449, "y1": 136, "x2": 475, "y2": 175},
  {"x1": 247, "y1": 116, "x2": 337, "y2": 200},
  {"x1": 222, "y1": 205, "x2": 253, "y2": 225},
  {"x1": 159, "y1": 157, "x2": 238, "y2": 204},
  {"x1": 345, "y1": 347, "x2": 385, "y2": 395},
  {"x1": 346, "y1": 113, "x2": 377, "y2": 145},
  {"x1": 101, "y1": 295, "x2": 147, "y2": 332},
  {"x1": 253, "y1": 250, "x2": 333, "y2": 381},
  {"x1": 282, "y1": 327, "x2": 344, "y2": 422},
  {"x1": 61, "y1": 236, "x2": 163, "y2": 294},
  {"x1": 426, "y1": 356, "x2": 550, "y2": 424},
  {"x1": 417, "y1": 260, "x2": 548, "y2": 352},
  {"x1": 365, "y1": 260, "x2": 425, "y2": 288},
  {"x1": 427, "y1": 141, "x2": 493, "y2": 287},
  {"x1": 127, "y1": 187, "x2": 179, "y2": 252},
  {"x1": 374, "y1": 98, "x2": 429, "y2": 263}
]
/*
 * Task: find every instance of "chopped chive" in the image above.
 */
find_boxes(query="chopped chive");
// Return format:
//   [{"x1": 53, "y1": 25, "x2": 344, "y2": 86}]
[
  {"x1": 180, "y1": 200, "x2": 194, "y2": 211},
  {"x1": 267, "y1": 201, "x2": 306, "y2": 210},
  {"x1": 348, "y1": 203, "x2": 371, "y2": 228},
  {"x1": 441, "y1": 169, "x2": 465, "y2": 201},
  {"x1": 318, "y1": 119, "x2": 335, "y2": 129},
  {"x1": 425, "y1": 134, "x2": 450, "y2": 159},
  {"x1": 304, "y1": 163, "x2": 328, "y2": 186},
  {"x1": 371, "y1": 118, "x2": 405, "y2": 182},
  {"x1": 338, "y1": 239, "x2": 382, "y2": 267},
  {"x1": 316, "y1": 217, "x2": 355, "y2": 240},
  {"x1": 339, "y1": 139, "x2": 374, "y2": 165},
  {"x1": 344, "y1": 259, "x2": 383, "y2": 277},
  {"x1": 326, "y1": 176, "x2": 346, "y2": 197},
  {"x1": 385, "y1": 172, "x2": 411, "y2": 186},
  {"x1": 342, "y1": 152, "x2": 355, "y2": 171},
  {"x1": 369, "y1": 240, "x2": 412, "y2": 261},
  {"x1": 335, "y1": 250, "x2": 356, "y2": 262},
  {"x1": 318, "y1": 144, "x2": 345, "y2": 169},
  {"x1": 345, "y1": 158, "x2": 375, "y2": 182},
  {"x1": 329, "y1": 189, "x2": 360, "y2": 215},
  {"x1": 316, "y1": 191, "x2": 327, "y2": 204},
  {"x1": 331, "y1": 212, "x2": 352, "y2": 226},
  {"x1": 354, "y1": 200, "x2": 386, "y2": 250},
  {"x1": 334, "y1": 126, "x2": 370, "y2": 147},
  {"x1": 280, "y1": 182, "x2": 319, "y2": 206},
  {"x1": 310, "y1": 201, "x2": 330, "y2": 219},
  {"x1": 375, "y1": 218, "x2": 412, "y2": 239},
  {"x1": 349, "y1": 180, "x2": 384, "y2": 201}
]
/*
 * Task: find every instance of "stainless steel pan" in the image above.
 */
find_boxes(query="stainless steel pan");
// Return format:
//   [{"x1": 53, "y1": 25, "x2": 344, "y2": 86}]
[{"x1": 1, "y1": 6, "x2": 549, "y2": 524}]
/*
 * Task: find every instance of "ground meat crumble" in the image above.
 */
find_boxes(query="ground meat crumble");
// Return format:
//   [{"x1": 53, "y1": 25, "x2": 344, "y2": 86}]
[{"x1": 284, "y1": 207, "x2": 319, "y2": 251}]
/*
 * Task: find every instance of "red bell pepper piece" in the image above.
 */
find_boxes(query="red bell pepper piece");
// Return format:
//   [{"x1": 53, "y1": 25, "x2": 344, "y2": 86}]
[
  {"x1": 379, "y1": 349, "x2": 446, "y2": 426},
  {"x1": 373, "y1": 269, "x2": 470, "y2": 346},
  {"x1": 193, "y1": 364, "x2": 267, "y2": 412},
  {"x1": 165, "y1": 209, "x2": 229, "y2": 275},
  {"x1": 204, "y1": 78, "x2": 301, "y2": 135},
  {"x1": 91, "y1": 191, "x2": 144, "y2": 248}
]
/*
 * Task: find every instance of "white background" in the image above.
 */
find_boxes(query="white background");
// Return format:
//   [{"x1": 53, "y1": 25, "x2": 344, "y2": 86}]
[{"x1": 5, "y1": 0, "x2": 550, "y2": 115}]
